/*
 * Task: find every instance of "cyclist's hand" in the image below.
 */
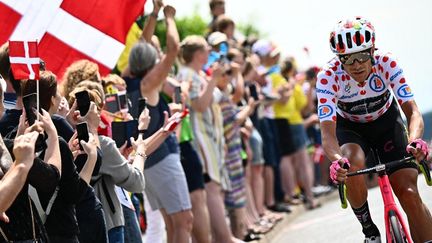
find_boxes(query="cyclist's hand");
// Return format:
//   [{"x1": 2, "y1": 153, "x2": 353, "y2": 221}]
[
  {"x1": 406, "y1": 138, "x2": 429, "y2": 162},
  {"x1": 330, "y1": 158, "x2": 350, "y2": 184}
]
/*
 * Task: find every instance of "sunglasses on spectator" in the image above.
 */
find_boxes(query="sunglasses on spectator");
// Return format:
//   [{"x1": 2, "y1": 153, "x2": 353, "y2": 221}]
[{"x1": 338, "y1": 50, "x2": 372, "y2": 65}]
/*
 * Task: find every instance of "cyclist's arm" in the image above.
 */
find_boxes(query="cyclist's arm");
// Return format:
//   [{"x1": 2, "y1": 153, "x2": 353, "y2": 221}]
[
  {"x1": 382, "y1": 54, "x2": 422, "y2": 142},
  {"x1": 321, "y1": 121, "x2": 344, "y2": 161},
  {"x1": 401, "y1": 100, "x2": 424, "y2": 142},
  {"x1": 316, "y1": 68, "x2": 342, "y2": 161}
]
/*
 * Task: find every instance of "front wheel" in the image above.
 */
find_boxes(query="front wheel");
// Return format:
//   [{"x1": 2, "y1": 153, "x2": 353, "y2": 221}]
[{"x1": 388, "y1": 210, "x2": 407, "y2": 243}]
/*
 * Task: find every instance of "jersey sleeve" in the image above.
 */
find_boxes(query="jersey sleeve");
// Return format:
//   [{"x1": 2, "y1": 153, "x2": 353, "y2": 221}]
[
  {"x1": 380, "y1": 53, "x2": 414, "y2": 105},
  {"x1": 316, "y1": 70, "x2": 338, "y2": 122}
]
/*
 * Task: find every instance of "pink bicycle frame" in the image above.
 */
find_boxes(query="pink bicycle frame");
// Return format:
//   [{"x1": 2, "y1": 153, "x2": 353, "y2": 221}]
[{"x1": 378, "y1": 174, "x2": 413, "y2": 243}]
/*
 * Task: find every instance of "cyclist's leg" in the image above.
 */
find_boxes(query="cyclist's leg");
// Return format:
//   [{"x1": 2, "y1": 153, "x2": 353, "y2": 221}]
[
  {"x1": 337, "y1": 127, "x2": 380, "y2": 239},
  {"x1": 390, "y1": 168, "x2": 432, "y2": 242},
  {"x1": 341, "y1": 143, "x2": 368, "y2": 207},
  {"x1": 375, "y1": 111, "x2": 432, "y2": 242}
]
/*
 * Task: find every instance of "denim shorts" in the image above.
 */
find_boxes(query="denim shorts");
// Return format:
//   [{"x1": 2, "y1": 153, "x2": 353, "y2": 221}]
[
  {"x1": 249, "y1": 128, "x2": 265, "y2": 165},
  {"x1": 258, "y1": 118, "x2": 280, "y2": 167}
]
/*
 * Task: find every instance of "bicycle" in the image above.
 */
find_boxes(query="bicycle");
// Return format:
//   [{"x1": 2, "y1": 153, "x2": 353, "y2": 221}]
[{"x1": 338, "y1": 150, "x2": 432, "y2": 243}]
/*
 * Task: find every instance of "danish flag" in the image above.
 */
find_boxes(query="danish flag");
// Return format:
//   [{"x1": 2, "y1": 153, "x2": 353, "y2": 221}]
[
  {"x1": 0, "y1": 0, "x2": 146, "y2": 78},
  {"x1": 9, "y1": 40, "x2": 40, "y2": 80}
]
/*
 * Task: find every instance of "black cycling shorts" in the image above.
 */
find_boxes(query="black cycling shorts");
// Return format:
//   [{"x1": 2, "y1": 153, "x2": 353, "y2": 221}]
[{"x1": 336, "y1": 99, "x2": 417, "y2": 175}]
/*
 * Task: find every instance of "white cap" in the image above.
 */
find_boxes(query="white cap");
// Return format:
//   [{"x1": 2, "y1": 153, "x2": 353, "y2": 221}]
[
  {"x1": 207, "y1": 31, "x2": 228, "y2": 46},
  {"x1": 252, "y1": 40, "x2": 280, "y2": 57}
]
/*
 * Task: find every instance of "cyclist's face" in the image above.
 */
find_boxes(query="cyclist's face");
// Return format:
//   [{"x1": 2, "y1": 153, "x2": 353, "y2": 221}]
[{"x1": 342, "y1": 51, "x2": 373, "y2": 83}]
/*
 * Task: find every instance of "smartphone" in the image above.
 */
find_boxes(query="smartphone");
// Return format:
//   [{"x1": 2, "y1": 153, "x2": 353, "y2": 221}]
[
  {"x1": 174, "y1": 86, "x2": 181, "y2": 104},
  {"x1": 105, "y1": 94, "x2": 120, "y2": 113},
  {"x1": 22, "y1": 93, "x2": 38, "y2": 125},
  {"x1": 137, "y1": 97, "x2": 147, "y2": 119},
  {"x1": 75, "y1": 90, "x2": 90, "y2": 116},
  {"x1": 118, "y1": 91, "x2": 128, "y2": 112},
  {"x1": 76, "y1": 122, "x2": 90, "y2": 151},
  {"x1": 249, "y1": 84, "x2": 259, "y2": 101},
  {"x1": 111, "y1": 120, "x2": 138, "y2": 148}
]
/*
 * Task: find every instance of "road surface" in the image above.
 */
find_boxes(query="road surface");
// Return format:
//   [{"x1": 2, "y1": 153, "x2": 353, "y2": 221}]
[{"x1": 273, "y1": 175, "x2": 432, "y2": 242}]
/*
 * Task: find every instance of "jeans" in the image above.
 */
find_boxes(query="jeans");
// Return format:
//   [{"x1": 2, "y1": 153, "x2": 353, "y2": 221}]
[
  {"x1": 108, "y1": 226, "x2": 125, "y2": 243},
  {"x1": 123, "y1": 205, "x2": 143, "y2": 243}
]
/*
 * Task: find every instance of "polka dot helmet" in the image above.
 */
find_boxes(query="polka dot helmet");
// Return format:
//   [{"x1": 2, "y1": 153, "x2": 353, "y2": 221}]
[{"x1": 329, "y1": 17, "x2": 375, "y2": 55}]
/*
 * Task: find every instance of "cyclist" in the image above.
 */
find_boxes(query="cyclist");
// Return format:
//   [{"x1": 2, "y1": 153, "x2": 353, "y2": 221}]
[{"x1": 317, "y1": 17, "x2": 432, "y2": 243}]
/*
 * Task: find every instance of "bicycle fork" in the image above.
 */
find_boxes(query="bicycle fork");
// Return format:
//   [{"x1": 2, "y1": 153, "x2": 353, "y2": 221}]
[{"x1": 378, "y1": 174, "x2": 413, "y2": 243}]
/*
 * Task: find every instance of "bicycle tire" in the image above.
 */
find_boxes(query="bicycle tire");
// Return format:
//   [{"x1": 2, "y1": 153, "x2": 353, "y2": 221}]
[{"x1": 388, "y1": 210, "x2": 405, "y2": 243}]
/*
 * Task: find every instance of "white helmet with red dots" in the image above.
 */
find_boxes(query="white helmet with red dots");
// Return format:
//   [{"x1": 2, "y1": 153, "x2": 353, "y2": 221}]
[{"x1": 329, "y1": 17, "x2": 375, "y2": 55}]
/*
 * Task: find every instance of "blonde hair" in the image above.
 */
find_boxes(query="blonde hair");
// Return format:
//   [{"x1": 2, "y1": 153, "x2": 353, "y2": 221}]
[
  {"x1": 102, "y1": 74, "x2": 126, "y2": 92},
  {"x1": 61, "y1": 60, "x2": 100, "y2": 100},
  {"x1": 180, "y1": 35, "x2": 208, "y2": 64}
]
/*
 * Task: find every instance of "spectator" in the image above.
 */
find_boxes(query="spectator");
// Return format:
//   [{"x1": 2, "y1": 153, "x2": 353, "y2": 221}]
[
  {"x1": 209, "y1": 0, "x2": 226, "y2": 30},
  {"x1": 61, "y1": 60, "x2": 100, "y2": 101},
  {"x1": 0, "y1": 43, "x2": 17, "y2": 110},
  {"x1": 217, "y1": 62, "x2": 256, "y2": 239},
  {"x1": 214, "y1": 15, "x2": 237, "y2": 46},
  {"x1": 128, "y1": 5, "x2": 195, "y2": 243},
  {"x1": 0, "y1": 77, "x2": 38, "y2": 214},
  {"x1": 177, "y1": 35, "x2": 212, "y2": 243},
  {"x1": 22, "y1": 71, "x2": 74, "y2": 140},
  {"x1": 0, "y1": 114, "x2": 61, "y2": 242},
  {"x1": 277, "y1": 58, "x2": 320, "y2": 209},
  {"x1": 251, "y1": 40, "x2": 290, "y2": 212},
  {"x1": 0, "y1": 43, "x2": 26, "y2": 137},
  {"x1": 68, "y1": 84, "x2": 142, "y2": 243}
]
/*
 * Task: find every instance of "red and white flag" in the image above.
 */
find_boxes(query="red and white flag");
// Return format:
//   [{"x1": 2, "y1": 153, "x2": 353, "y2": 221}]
[
  {"x1": 9, "y1": 40, "x2": 40, "y2": 80},
  {"x1": 0, "y1": 0, "x2": 146, "y2": 78}
]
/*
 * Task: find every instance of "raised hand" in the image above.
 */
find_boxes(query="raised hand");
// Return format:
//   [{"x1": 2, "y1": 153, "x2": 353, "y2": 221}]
[{"x1": 13, "y1": 131, "x2": 39, "y2": 166}]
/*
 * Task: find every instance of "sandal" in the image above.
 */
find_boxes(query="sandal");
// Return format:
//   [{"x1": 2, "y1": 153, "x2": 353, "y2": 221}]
[
  {"x1": 243, "y1": 231, "x2": 262, "y2": 242},
  {"x1": 261, "y1": 211, "x2": 284, "y2": 223},
  {"x1": 284, "y1": 195, "x2": 303, "y2": 205}
]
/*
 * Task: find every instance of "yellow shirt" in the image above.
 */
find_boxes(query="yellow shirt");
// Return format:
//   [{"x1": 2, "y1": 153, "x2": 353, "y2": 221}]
[{"x1": 271, "y1": 73, "x2": 307, "y2": 124}]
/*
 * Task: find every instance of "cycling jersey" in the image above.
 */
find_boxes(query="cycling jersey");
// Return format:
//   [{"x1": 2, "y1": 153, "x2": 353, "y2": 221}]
[{"x1": 316, "y1": 52, "x2": 414, "y2": 123}]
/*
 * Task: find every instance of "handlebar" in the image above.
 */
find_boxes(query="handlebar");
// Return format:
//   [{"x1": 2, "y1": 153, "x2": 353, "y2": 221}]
[{"x1": 338, "y1": 156, "x2": 432, "y2": 209}]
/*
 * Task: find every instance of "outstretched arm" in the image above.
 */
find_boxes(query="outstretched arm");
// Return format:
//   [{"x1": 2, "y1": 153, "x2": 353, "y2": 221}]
[
  {"x1": 141, "y1": 5, "x2": 180, "y2": 91},
  {"x1": 141, "y1": 0, "x2": 163, "y2": 42}
]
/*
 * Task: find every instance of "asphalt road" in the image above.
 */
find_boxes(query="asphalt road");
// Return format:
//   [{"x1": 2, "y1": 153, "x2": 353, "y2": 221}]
[{"x1": 273, "y1": 175, "x2": 432, "y2": 243}]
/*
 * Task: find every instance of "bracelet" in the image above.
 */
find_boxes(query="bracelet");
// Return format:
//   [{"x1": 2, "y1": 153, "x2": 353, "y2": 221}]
[
  {"x1": 150, "y1": 12, "x2": 158, "y2": 18},
  {"x1": 136, "y1": 151, "x2": 147, "y2": 160}
]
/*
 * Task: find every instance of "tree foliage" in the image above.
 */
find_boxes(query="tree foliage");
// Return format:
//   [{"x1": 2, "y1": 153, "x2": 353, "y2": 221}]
[{"x1": 155, "y1": 12, "x2": 208, "y2": 48}]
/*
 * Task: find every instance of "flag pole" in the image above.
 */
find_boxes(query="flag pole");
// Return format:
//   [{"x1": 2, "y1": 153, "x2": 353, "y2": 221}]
[
  {"x1": 37, "y1": 78, "x2": 40, "y2": 121},
  {"x1": 36, "y1": 39, "x2": 40, "y2": 122}
]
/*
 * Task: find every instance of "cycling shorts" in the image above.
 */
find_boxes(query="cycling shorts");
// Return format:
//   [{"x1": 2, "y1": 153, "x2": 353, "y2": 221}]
[{"x1": 336, "y1": 100, "x2": 417, "y2": 175}]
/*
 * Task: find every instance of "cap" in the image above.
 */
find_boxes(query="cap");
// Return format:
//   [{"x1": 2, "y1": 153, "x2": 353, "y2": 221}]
[
  {"x1": 252, "y1": 40, "x2": 280, "y2": 57},
  {"x1": 207, "y1": 31, "x2": 228, "y2": 46}
]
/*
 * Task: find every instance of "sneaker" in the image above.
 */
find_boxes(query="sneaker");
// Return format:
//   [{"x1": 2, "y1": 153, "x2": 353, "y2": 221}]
[{"x1": 364, "y1": 236, "x2": 381, "y2": 243}]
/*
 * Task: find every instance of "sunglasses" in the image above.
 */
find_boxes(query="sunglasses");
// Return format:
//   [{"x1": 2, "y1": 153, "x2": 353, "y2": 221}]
[{"x1": 339, "y1": 50, "x2": 372, "y2": 65}]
